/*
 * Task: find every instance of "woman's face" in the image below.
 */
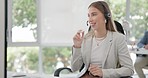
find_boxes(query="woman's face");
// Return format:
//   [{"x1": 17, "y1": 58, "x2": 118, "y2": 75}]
[{"x1": 88, "y1": 6, "x2": 105, "y2": 30}]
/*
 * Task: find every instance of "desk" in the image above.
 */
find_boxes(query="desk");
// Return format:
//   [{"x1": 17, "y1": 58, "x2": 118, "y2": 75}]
[{"x1": 130, "y1": 48, "x2": 148, "y2": 55}]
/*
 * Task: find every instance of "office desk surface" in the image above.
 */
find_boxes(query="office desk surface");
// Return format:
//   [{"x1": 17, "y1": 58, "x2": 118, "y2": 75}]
[{"x1": 130, "y1": 48, "x2": 148, "y2": 55}]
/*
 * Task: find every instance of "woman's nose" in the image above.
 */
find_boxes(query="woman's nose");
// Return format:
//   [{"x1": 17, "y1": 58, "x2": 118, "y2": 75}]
[{"x1": 88, "y1": 17, "x2": 93, "y2": 23}]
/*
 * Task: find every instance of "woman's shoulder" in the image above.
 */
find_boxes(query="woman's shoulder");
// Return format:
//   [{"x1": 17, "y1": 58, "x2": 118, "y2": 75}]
[
  {"x1": 111, "y1": 31, "x2": 125, "y2": 39},
  {"x1": 109, "y1": 31, "x2": 124, "y2": 36},
  {"x1": 109, "y1": 31, "x2": 126, "y2": 44}
]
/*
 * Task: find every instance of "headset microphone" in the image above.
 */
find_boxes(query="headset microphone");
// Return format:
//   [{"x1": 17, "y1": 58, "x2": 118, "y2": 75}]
[
  {"x1": 87, "y1": 21, "x2": 89, "y2": 26},
  {"x1": 86, "y1": 21, "x2": 91, "y2": 31}
]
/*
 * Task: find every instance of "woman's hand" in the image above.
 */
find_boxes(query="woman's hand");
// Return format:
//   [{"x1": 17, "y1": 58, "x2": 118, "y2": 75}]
[
  {"x1": 73, "y1": 30, "x2": 84, "y2": 48},
  {"x1": 144, "y1": 44, "x2": 148, "y2": 50},
  {"x1": 88, "y1": 64, "x2": 103, "y2": 77}
]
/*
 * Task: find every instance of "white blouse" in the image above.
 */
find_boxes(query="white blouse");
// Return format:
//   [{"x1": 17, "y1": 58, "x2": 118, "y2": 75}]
[{"x1": 90, "y1": 32, "x2": 109, "y2": 68}]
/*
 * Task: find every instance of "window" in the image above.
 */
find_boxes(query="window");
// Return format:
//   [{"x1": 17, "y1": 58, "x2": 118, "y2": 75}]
[
  {"x1": 40, "y1": 0, "x2": 89, "y2": 46},
  {"x1": 107, "y1": 0, "x2": 148, "y2": 44},
  {"x1": 7, "y1": 0, "x2": 89, "y2": 76},
  {"x1": 9, "y1": 0, "x2": 38, "y2": 43},
  {"x1": 42, "y1": 47, "x2": 71, "y2": 74},
  {"x1": 7, "y1": 0, "x2": 39, "y2": 74},
  {"x1": 7, "y1": 47, "x2": 39, "y2": 73},
  {"x1": 129, "y1": 0, "x2": 148, "y2": 40}
]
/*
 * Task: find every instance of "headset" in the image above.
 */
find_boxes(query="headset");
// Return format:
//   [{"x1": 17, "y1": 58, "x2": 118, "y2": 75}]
[
  {"x1": 99, "y1": 2, "x2": 111, "y2": 20},
  {"x1": 87, "y1": 1, "x2": 111, "y2": 26}
]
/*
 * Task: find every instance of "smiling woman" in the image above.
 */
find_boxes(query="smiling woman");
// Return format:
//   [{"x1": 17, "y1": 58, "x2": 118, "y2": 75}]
[{"x1": 71, "y1": 1, "x2": 134, "y2": 78}]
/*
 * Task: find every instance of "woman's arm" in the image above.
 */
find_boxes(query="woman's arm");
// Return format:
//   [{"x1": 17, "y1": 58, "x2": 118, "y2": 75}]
[
  {"x1": 70, "y1": 47, "x2": 83, "y2": 72},
  {"x1": 71, "y1": 30, "x2": 84, "y2": 72},
  {"x1": 137, "y1": 31, "x2": 148, "y2": 48}
]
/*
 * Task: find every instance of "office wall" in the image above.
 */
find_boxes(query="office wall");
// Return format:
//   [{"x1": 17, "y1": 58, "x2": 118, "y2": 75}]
[{"x1": 0, "y1": 0, "x2": 5, "y2": 78}]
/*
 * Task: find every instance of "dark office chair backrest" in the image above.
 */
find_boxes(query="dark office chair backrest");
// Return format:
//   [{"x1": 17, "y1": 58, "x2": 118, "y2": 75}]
[{"x1": 114, "y1": 20, "x2": 125, "y2": 35}]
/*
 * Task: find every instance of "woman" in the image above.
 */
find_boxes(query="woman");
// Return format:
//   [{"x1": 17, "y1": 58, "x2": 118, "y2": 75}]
[{"x1": 71, "y1": 1, "x2": 134, "y2": 78}]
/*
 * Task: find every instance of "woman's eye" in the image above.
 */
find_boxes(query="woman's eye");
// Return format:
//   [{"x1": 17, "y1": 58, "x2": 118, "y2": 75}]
[
  {"x1": 92, "y1": 13, "x2": 97, "y2": 16},
  {"x1": 88, "y1": 13, "x2": 97, "y2": 17}
]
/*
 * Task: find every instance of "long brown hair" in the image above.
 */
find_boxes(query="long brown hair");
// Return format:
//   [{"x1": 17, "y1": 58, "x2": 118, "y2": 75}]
[{"x1": 88, "y1": 1, "x2": 116, "y2": 32}]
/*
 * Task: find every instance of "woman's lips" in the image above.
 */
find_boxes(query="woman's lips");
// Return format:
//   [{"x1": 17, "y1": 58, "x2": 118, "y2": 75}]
[{"x1": 90, "y1": 23, "x2": 96, "y2": 26}]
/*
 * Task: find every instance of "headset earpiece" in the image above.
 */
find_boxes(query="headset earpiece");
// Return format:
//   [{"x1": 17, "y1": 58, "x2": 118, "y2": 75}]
[{"x1": 104, "y1": 12, "x2": 111, "y2": 20}]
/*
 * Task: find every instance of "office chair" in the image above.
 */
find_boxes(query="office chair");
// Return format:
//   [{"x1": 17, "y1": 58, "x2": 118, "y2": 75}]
[
  {"x1": 54, "y1": 21, "x2": 132, "y2": 78},
  {"x1": 114, "y1": 20, "x2": 125, "y2": 35}
]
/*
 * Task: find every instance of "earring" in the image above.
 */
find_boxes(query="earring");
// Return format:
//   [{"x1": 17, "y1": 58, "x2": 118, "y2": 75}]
[{"x1": 105, "y1": 20, "x2": 107, "y2": 23}]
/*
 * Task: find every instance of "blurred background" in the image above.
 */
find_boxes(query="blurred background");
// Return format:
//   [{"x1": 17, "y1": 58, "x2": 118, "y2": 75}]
[{"x1": 5, "y1": 0, "x2": 148, "y2": 78}]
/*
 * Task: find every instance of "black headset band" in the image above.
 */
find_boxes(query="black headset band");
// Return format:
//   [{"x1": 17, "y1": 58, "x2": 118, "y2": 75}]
[{"x1": 99, "y1": 2, "x2": 111, "y2": 20}]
